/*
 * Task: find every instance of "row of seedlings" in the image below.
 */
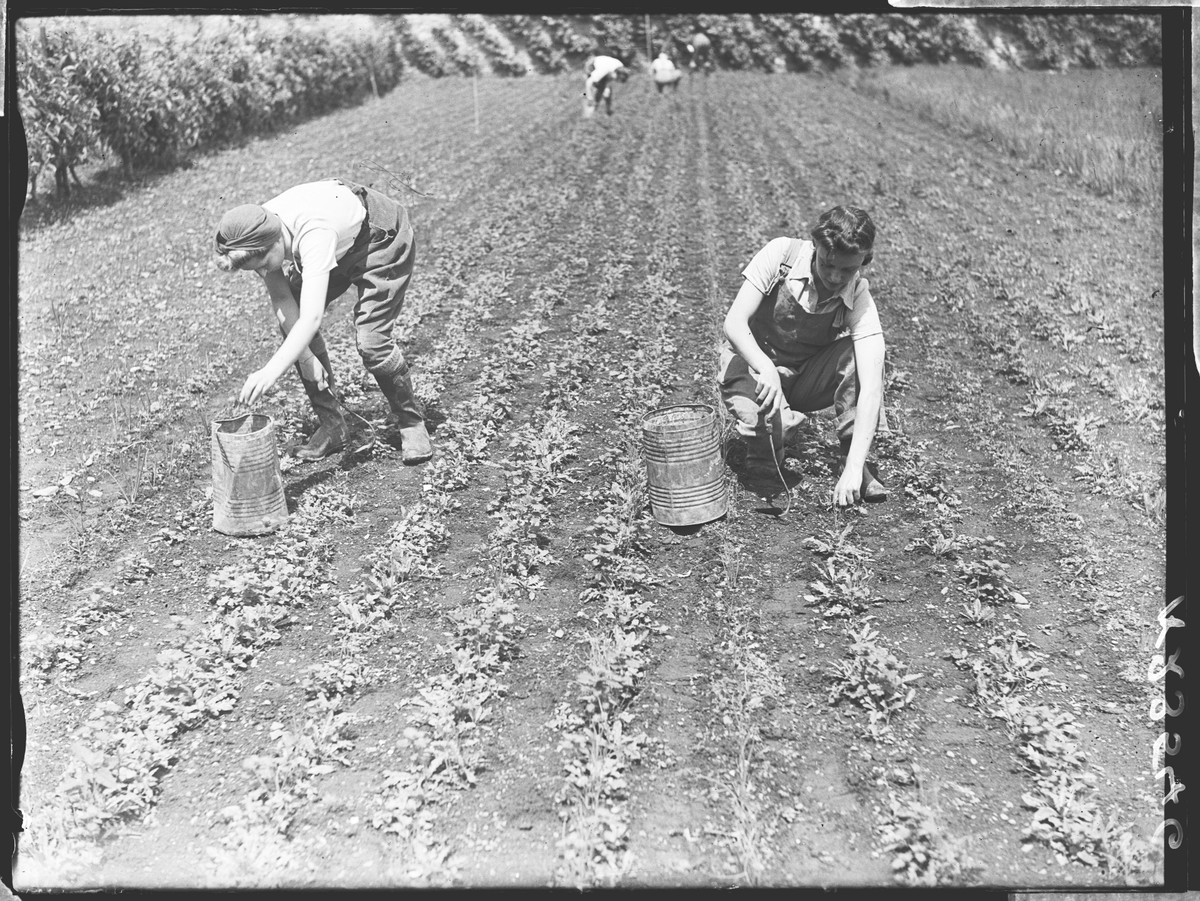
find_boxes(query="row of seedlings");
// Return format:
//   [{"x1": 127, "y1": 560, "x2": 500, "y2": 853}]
[
  {"x1": 372, "y1": 123, "x2": 654, "y2": 874},
  {"x1": 705, "y1": 566, "x2": 789, "y2": 885},
  {"x1": 551, "y1": 134, "x2": 691, "y2": 886},
  {"x1": 368, "y1": 266, "x2": 583, "y2": 881},
  {"x1": 535, "y1": 127, "x2": 689, "y2": 878},
  {"x1": 799, "y1": 99, "x2": 1165, "y2": 528},
  {"x1": 18, "y1": 484, "x2": 353, "y2": 885},
  {"x1": 799, "y1": 516, "x2": 952, "y2": 884},
  {"x1": 17, "y1": 78, "x2": 575, "y2": 888},
  {"x1": 644, "y1": 107, "x2": 806, "y2": 883},
  {"x1": 682, "y1": 91, "x2": 818, "y2": 882},
  {"x1": 895, "y1": 431, "x2": 1161, "y2": 881},
  {"x1": 703, "y1": 93, "x2": 950, "y2": 881},
  {"x1": 23, "y1": 582, "x2": 129, "y2": 688},
  {"x1": 194, "y1": 190, "x2": 526, "y2": 878}
]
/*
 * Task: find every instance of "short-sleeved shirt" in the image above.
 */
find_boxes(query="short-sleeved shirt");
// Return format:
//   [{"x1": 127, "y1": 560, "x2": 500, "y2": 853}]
[
  {"x1": 740, "y1": 237, "x2": 883, "y2": 366},
  {"x1": 651, "y1": 56, "x2": 676, "y2": 75},
  {"x1": 587, "y1": 55, "x2": 624, "y2": 84},
  {"x1": 263, "y1": 180, "x2": 367, "y2": 277}
]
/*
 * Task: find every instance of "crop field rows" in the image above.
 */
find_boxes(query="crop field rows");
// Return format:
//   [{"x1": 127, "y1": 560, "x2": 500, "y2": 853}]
[{"x1": 16, "y1": 72, "x2": 1165, "y2": 889}]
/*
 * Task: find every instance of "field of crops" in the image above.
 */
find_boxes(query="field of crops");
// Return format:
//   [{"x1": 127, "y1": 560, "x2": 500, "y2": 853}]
[
  {"x1": 15, "y1": 67, "x2": 1169, "y2": 890},
  {"x1": 849, "y1": 64, "x2": 1162, "y2": 202}
]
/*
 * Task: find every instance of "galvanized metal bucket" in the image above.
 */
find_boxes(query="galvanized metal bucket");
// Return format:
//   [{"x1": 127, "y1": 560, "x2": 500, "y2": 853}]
[
  {"x1": 211, "y1": 412, "x2": 289, "y2": 537},
  {"x1": 641, "y1": 404, "x2": 727, "y2": 527}
]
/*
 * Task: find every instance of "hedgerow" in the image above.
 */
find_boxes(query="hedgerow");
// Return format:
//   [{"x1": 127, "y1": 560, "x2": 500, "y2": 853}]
[
  {"x1": 17, "y1": 17, "x2": 404, "y2": 199},
  {"x1": 17, "y1": 13, "x2": 1159, "y2": 203},
  {"x1": 16, "y1": 23, "x2": 99, "y2": 199}
]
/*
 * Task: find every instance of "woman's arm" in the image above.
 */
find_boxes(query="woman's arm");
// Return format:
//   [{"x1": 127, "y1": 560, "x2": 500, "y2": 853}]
[
  {"x1": 724, "y1": 279, "x2": 784, "y2": 418},
  {"x1": 833, "y1": 332, "x2": 885, "y2": 505},
  {"x1": 239, "y1": 268, "x2": 330, "y2": 405}
]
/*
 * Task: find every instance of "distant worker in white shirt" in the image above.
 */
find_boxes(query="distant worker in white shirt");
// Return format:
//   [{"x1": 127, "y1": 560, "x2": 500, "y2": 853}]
[
  {"x1": 687, "y1": 30, "x2": 713, "y2": 75},
  {"x1": 583, "y1": 53, "x2": 629, "y2": 117},
  {"x1": 650, "y1": 52, "x2": 682, "y2": 93}
]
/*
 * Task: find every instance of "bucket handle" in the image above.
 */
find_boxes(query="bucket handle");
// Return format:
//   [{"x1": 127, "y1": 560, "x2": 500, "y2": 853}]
[
  {"x1": 764, "y1": 433, "x2": 792, "y2": 516},
  {"x1": 209, "y1": 388, "x2": 379, "y2": 463}
]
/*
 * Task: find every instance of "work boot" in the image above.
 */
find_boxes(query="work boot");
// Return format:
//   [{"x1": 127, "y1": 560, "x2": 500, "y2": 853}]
[
  {"x1": 839, "y1": 436, "x2": 888, "y2": 503},
  {"x1": 737, "y1": 433, "x2": 790, "y2": 496},
  {"x1": 374, "y1": 367, "x2": 433, "y2": 465},
  {"x1": 295, "y1": 352, "x2": 349, "y2": 461}
]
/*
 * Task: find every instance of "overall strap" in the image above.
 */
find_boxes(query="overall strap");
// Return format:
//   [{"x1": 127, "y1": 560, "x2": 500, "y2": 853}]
[
  {"x1": 779, "y1": 237, "x2": 805, "y2": 276},
  {"x1": 767, "y1": 237, "x2": 806, "y2": 297}
]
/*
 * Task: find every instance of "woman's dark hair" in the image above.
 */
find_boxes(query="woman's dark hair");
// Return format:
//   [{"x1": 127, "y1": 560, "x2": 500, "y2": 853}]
[{"x1": 810, "y1": 206, "x2": 876, "y2": 266}]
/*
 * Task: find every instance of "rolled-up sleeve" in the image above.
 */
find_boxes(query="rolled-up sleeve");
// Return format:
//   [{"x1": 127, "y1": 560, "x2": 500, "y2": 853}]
[
  {"x1": 847, "y1": 277, "x2": 883, "y2": 341},
  {"x1": 294, "y1": 227, "x2": 340, "y2": 275},
  {"x1": 740, "y1": 237, "x2": 791, "y2": 295}
]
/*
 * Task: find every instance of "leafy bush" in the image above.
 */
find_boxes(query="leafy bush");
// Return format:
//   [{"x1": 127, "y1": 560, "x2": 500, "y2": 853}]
[
  {"x1": 394, "y1": 17, "x2": 450, "y2": 78},
  {"x1": 17, "y1": 16, "x2": 408, "y2": 199},
  {"x1": 542, "y1": 16, "x2": 594, "y2": 58},
  {"x1": 17, "y1": 13, "x2": 1162, "y2": 205},
  {"x1": 70, "y1": 29, "x2": 200, "y2": 176},
  {"x1": 16, "y1": 23, "x2": 99, "y2": 199},
  {"x1": 503, "y1": 15, "x2": 568, "y2": 73},
  {"x1": 431, "y1": 23, "x2": 483, "y2": 75},
  {"x1": 458, "y1": 15, "x2": 526, "y2": 76},
  {"x1": 591, "y1": 14, "x2": 640, "y2": 62}
]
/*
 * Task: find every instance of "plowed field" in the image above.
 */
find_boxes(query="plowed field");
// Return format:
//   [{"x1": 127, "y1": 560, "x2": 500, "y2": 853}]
[{"x1": 15, "y1": 71, "x2": 1167, "y2": 890}]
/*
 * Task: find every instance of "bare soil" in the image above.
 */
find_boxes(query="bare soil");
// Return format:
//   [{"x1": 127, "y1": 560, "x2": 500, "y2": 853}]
[{"x1": 14, "y1": 71, "x2": 1167, "y2": 890}]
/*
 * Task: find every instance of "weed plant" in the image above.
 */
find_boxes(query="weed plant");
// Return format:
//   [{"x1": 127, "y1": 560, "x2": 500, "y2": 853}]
[
  {"x1": 879, "y1": 790, "x2": 971, "y2": 885},
  {"x1": 828, "y1": 623, "x2": 923, "y2": 739}
]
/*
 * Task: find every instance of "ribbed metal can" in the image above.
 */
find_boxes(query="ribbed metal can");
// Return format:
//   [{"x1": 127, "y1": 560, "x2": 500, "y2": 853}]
[
  {"x1": 641, "y1": 404, "x2": 728, "y2": 527},
  {"x1": 211, "y1": 413, "x2": 289, "y2": 537}
]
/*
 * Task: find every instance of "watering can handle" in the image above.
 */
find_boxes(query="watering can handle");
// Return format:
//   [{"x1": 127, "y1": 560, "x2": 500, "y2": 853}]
[
  {"x1": 213, "y1": 422, "x2": 234, "y2": 472},
  {"x1": 767, "y1": 433, "x2": 792, "y2": 516}
]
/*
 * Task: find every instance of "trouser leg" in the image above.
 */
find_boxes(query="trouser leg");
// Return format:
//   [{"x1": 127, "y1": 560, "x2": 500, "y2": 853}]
[
  {"x1": 356, "y1": 319, "x2": 433, "y2": 464},
  {"x1": 784, "y1": 337, "x2": 889, "y2": 444},
  {"x1": 294, "y1": 348, "x2": 349, "y2": 460},
  {"x1": 353, "y1": 252, "x2": 432, "y2": 462},
  {"x1": 783, "y1": 339, "x2": 889, "y2": 501},
  {"x1": 717, "y1": 349, "x2": 797, "y2": 469},
  {"x1": 276, "y1": 317, "x2": 347, "y2": 460}
]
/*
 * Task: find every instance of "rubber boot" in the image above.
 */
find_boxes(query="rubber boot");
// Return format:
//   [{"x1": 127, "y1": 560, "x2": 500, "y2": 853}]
[
  {"x1": 375, "y1": 367, "x2": 433, "y2": 465},
  {"x1": 295, "y1": 352, "x2": 348, "y2": 461},
  {"x1": 737, "y1": 426, "x2": 795, "y2": 497},
  {"x1": 839, "y1": 435, "x2": 888, "y2": 503}
]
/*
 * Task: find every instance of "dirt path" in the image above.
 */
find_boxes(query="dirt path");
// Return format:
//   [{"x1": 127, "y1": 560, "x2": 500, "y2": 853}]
[{"x1": 15, "y1": 72, "x2": 1166, "y2": 890}]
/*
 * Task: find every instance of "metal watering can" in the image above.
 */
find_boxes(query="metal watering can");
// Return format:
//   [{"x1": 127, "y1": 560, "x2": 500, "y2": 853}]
[
  {"x1": 641, "y1": 403, "x2": 728, "y2": 527},
  {"x1": 210, "y1": 410, "x2": 288, "y2": 536}
]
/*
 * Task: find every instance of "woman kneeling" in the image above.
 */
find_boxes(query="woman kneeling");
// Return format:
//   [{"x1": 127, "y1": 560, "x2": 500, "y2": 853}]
[{"x1": 720, "y1": 205, "x2": 889, "y2": 506}]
